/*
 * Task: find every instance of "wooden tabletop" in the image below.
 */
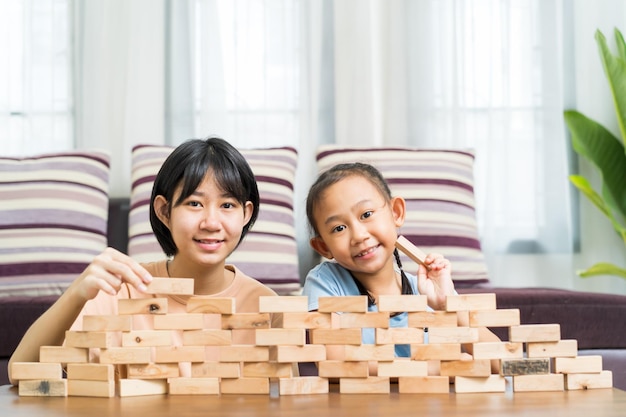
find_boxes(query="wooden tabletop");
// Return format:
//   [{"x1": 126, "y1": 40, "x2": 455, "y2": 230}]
[{"x1": 1, "y1": 384, "x2": 625, "y2": 417}]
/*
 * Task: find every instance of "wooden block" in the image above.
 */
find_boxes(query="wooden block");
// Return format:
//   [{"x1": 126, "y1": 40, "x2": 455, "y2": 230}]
[
  {"x1": 318, "y1": 360, "x2": 369, "y2": 378},
  {"x1": 377, "y1": 359, "x2": 429, "y2": 377},
  {"x1": 145, "y1": 277, "x2": 194, "y2": 295},
  {"x1": 187, "y1": 296, "x2": 235, "y2": 314},
  {"x1": 269, "y1": 344, "x2": 327, "y2": 363},
  {"x1": 122, "y1": 330, "x2": 173, "y2": 347},
  {"x1": 65, "y1": 330, "x2": 118, "y2": 348},
  {"x1": 154, "y1": 346, "x2": 205, "y2": 363},
  {"x1": 318, "y1": 296, "x2": 368, "y2": 313},
  {"x1": 219, "y1": 345, "x2": 270, "y2": 362},
  {"x1": 242, "y1": 362, "x2": 293, "y2": 378},
  {"x1": 259, "y1": 295, "x2": 308, "y2": 312},
  {"x1": 440, "y1": 359, "x2": 491, "y2": 377},
  {"x1": 338, "y1": 312, "x2": 390, "y2": 329},
  {"x1": 168, "y1": 377, "x2": 220, "y2": 395},
  {"x1": 153, "y1": 313, "x2": 204, "y2": 330},
  {"x1": 67, "y1": 363, "x2": 114, "y2": 381},
  {"x1": 408, "y1": 311, "x2": 458, "y2": 328},
  {"x1": 255, "y1": 328, "x2": 306, "y2": 346},
  {"x1": 342, "y1": 344, "x2": 395, "y2": 361},
  {"x1": 118, "y1": 298, "x2": 168, "y2": 315},
  {"x1": 526, "y1": 339, "x2": 578, "y2": 358},
  {"x1": 222, "y1": 313, "x2": 271, "y2": 329},
  {"x1": 275, "y1": 312, "x2": 332, "y2": 329},
  {"x1": 398, "y1": 376, "x2": 450, "y2": 393},
  {"x1": 395, "y1": 235, "x2": 429, "y2": 269},
  {"x1": 377, "y1": 295, "x2": 427, "y2": 312},
  {"x1": 566, "y1": 370, "x2": 613, "y2": 390},
  {"x1": 11, "y1": 362, "x2": 62, "y2": 382},
  {"x1": 501, "y1": 358, "x2": 550, "y2": 376},
  {"x1": 68, "y1": 379, "x2": 115, "y2": 397},
  {"x1": 220, "y1": 377, "x2": 270, "y2": 394},
  {"x1": 118, "y1": 378, "x2": 168, "y2": 397},
  {"x1": 127, "y1": 363, "x2": 180, "y2": 379},
  {"x1": 100, "y1": 347, "x2": 152, "y2": 364},
  {"x1": 375, "y1": 327, "x2": 424, "y2": 344},
  {"x1": 554, "y1": 355, "x2": 603, "y2": 374},
  {"x1": 279, "y1": 377, "x2": 329, "y2": 395},
  {"x1": 472, "y1": 342, "x2": 523, "y2": 360},
  {"x1": 82, "y1": 314, "x2": 132, "y2": 331},
  {"x1": 39, "y1": 346, "x2": 88, "y2": 364},
  {"x1": 454, "y1": 375, "x2": 506, "y2": 393},
  {"x1": 191, "y1": 362, "x2": 241, "y2": 378},
  {"x1": 445, "y1": 293, "x2": 496, "y2": 312},
  {"x1": 309, "y1": 328, "x2": 362, "y2": 345},
  {"x1": 340, "y1": 376, "x2": 390, "y2": 394},
  {"x1": 509, "y1": 324, "x2": 560, "y2": 343},
  {"x1": 468, "y1": 309, "x2": 520, "y2": 327},
  {"x1": 513, "y1": 374, "x2": 564, "y2": 392},
  {"x1": 428, "y1": 327, "x2": 479, "y2": 344},
  {"x1": 183, "y1": 329, "x2": 232, "y2": 346},
  {"x1": 411, "y1": 343, "x2": 463, "y2": 361},
  {"x1": 19, "y1": 379, "x2": 67, "y2": 397}
]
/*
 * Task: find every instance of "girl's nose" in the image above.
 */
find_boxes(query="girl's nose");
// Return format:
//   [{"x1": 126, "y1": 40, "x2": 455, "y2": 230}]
[{"x1": 199, "y1": 208, "x2": 220, "y2": 230}]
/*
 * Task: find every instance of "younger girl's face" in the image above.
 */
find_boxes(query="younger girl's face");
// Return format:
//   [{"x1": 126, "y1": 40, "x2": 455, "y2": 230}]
[
  {"x1": 158, "y1": 173, "x2": 253, "y2": 269},
  {"x1": 311, "y1": 175, "x2": 405, "y2": 278}
]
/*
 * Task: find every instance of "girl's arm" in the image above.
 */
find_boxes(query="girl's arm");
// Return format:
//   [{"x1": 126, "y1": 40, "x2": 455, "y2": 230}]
[{"x1": 7, "y1": 248, "x2": 152, "y2": 385}]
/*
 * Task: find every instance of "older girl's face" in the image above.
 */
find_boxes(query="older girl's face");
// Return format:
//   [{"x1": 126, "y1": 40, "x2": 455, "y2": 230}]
[
  {"x1": 310, "y1": 175, "x2": 405, "y2": 279},
  {"x1": 161, "y1": 173, "x2": 253, "y2": 269}
]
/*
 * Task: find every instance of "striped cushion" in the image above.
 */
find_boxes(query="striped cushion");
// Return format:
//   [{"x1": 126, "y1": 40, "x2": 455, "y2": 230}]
[
  {"x1": 316, "y1": 145, "x2": 489, "y2": 286},
  {"x1": 0, "y1": 151, "x2": 111, "y2": 297},
  {"x1": 129, "y1": 144, "x2": 300, "y2": 295}
]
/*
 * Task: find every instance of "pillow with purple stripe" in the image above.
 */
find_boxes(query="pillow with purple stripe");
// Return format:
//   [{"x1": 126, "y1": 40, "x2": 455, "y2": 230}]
[
  {"x1": 129, "y1": 144, "x2": 300, "y2": 295},
  {"x1": 315, "y1": 145, "x2": 489, "y2": 286},
  {"x1": 0, "y1": 150, "x2": 111, "y2": 297}
]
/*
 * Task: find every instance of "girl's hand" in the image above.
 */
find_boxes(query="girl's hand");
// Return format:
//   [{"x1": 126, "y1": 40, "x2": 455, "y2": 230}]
[
  {"x1": 416, "y1": 253, "x2": 455, "y2": 310},
  {"x1": 70, "y1": 247, "x2": 153, "y2": 301}
]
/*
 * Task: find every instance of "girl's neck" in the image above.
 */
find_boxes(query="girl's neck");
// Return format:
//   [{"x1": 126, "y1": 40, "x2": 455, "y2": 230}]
[{"x1": 166, "y1": 258, "x2": 233, "y2": 295}]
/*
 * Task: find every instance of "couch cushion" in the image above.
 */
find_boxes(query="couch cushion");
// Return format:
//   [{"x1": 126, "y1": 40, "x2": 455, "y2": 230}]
[
  {"x1": 128, "y1": 144, "x2": 300, "y2": 295},
  {"x1": 0, "y1": 151, "x2": 110, "y2": 297},
  {"x1": 315, "y1": 145, "x2": 489, "y2": 286}
]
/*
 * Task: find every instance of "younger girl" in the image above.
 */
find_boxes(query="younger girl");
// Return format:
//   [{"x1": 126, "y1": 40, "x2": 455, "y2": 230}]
[
  {"x1": 8, "y1": 137, "x2": 278, "y2": 384},
  {"x1": 302, "y1": 162, "x2": 499, "y2": 359}
]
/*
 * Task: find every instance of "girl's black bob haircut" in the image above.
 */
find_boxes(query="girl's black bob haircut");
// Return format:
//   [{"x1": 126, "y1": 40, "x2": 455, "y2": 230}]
[{"x1": 149, "y1": 137, "x2": 260, "y2": 257}]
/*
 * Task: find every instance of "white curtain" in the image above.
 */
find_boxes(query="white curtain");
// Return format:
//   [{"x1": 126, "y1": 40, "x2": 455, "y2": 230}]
[{"x1": 167, "y1": 0, "x2": 579, "y2": 284}]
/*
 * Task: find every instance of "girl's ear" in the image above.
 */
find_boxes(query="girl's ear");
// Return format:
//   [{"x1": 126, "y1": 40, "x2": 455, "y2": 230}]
[
  {"x1": 243, "y1": 201, "x2": 254, "y2": 226},
  {"x1": 310, "y1": 236, "x2": 334, "y2": 260},
  {"x1": 153, "y1": 195, "x2": 171, "y2": 228},
  {"x1": 390, "y1": 196, "x2": 406, "y2": 227}
]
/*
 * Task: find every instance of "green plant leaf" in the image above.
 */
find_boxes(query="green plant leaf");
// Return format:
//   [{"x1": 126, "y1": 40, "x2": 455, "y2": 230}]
[
  {"x1": 569, "y1": 175, "x2": 611, "y2": 217},
  {"x1": 615, "y1": 28, "x2": 626, "y2": 62},
  {"x1": 596, "y1": 29, "x2": 626, "y2": 148},
  {"x1": 564, "y1": 110, "x2": 626, "y2": 226},
  {"x1": 577, "y1": 262, "x2": 626, "y2": 279}
]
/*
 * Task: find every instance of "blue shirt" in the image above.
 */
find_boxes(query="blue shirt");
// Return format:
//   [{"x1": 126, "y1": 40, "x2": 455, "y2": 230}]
[{"x1": 302, "y1": 260, "x2": 433, "y2": 357}]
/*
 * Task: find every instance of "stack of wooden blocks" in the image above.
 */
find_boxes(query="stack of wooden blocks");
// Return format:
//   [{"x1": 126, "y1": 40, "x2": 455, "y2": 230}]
[{"x1": 11, "y1": 278, "x2": 613, "y2": 397}]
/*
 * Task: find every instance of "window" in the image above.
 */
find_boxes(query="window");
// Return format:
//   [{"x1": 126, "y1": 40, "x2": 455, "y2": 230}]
[{"x1": 0, "y1": 0, "x2": 73, "y2": 156}]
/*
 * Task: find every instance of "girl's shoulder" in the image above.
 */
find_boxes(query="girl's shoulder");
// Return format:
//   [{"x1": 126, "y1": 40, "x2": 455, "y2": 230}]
[{"x1": 308, "y1": 260, "x2": 353, "y2": 282}]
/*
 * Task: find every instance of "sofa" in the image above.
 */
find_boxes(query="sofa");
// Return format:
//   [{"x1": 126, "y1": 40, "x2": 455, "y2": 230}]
[{"x1": 1, "y1": 145, "x2": 626, "y2": 390}]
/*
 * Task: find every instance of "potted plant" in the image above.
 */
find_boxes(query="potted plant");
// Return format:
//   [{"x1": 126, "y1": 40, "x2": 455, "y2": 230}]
[{"x1": 564, "y1": 28, "x2": 626, "y2": 279}]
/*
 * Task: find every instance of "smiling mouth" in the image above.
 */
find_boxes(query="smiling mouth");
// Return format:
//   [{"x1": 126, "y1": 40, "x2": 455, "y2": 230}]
[
  {"x1": 355, "y1": 245, "x2": 378, "y2": 258},
  {"x1": 195, "y1": 238, "x2": 223, "y2": 245}
]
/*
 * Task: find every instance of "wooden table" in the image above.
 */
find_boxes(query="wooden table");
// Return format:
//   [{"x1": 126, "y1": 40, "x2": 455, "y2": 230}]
[{"x1": 1, "y1": 384, "x2": 625, "y2": 417}]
